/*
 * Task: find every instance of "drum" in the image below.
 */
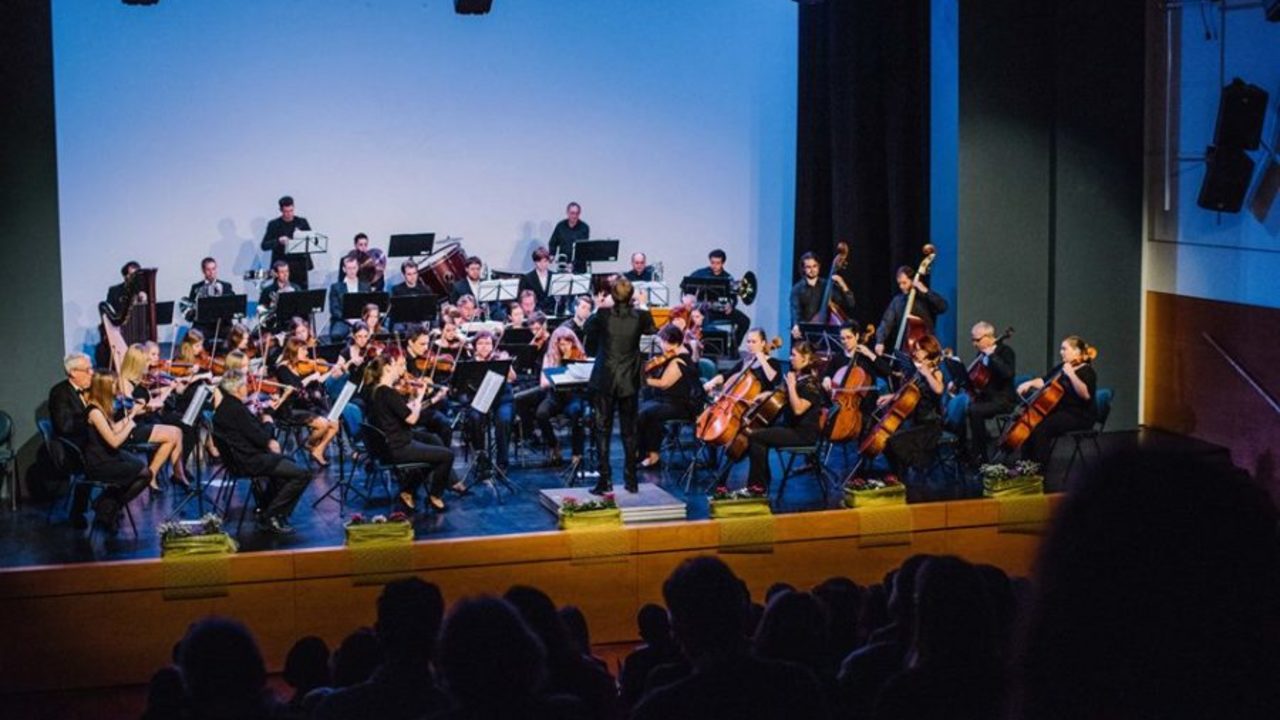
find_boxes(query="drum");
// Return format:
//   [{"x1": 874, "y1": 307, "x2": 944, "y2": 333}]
[{"x1": 418, "y1": 242, "x2": 468, "y2": 296}]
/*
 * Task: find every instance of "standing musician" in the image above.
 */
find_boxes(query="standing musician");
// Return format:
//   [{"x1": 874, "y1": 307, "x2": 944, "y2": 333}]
[
  {"x1": 105, "y1": 261, "x2": 144, "y2": 317},
  {"x1": 703, "y1": 328, "x2": 781, "y2": 396},
  {"x1": 402, "y1": 327, "x2": 456, "y2": 446},
  {"x1": 744, "y1": 342, "x2": 828, "y2": 493},
  {"x1": 366, "y1": 350, "x2": 456, "y2": 513},
  {"x1": 636, "y1": 325, "x2": 702, "y2": 469},
  {"x1": 962, "y1": 322, "x2": 1017, "y2": 465},
  {"x1": 273, "y1": 337, "x2": 340, "y2": 466},
  {"x1": 258, "y1": 260, "x2": 300, "y2": 317},
  {"x1": 462, "y1": 330, "x2": 516, "y2": 472},
  {"x1": 536, "y1": 326, "x2": 589, "y2": 467},
  {"x1": 519, "y1": 247, "x2": 556, "y2": 314},
  {"x1": 391, "y1": 260, "x2": 432, "y2": 297},
  {"x1": 48, "y1": 353, "x2": 95, "y2": 528},
  {"x1": 584, "y1": 277, "x2": 658, "y2": 495},
  {"x1": 81, "y1": 370, "x2": 153, "y2": 533},
  {"x1": 329, "y1": 254, "x2": 371, "y2": 341},
  {"x1": 212, "y1": 371, "x2": 313, "y2": 535},
  {"x1": 549, "y1": 201, "x2": 590, "y2": 273},
  {"x1": 260, "y1": 195, "x2": 313, "y2": 289},
  {"x1": 687, "y1": 249, "x2": 751, "y2": 349},
  {"x1": 874, "y1": 266, "x2": 948, "y2": 356},
  {"x1": 790, "y1": 251, "x2": 856, "y2": 339},
  {"x1": 117, "y1": 344, "x2": 191, "y2": 491},
  {"x1": 877, "y1": 334, "x2": 946, "y2": 481},
  {"x1": 187, "y1": 257, "x2": 234, "y2": 336},
  {"x1": 1014, "y1": 335, "x2": 1097, "y2": 465},
  {"x1": 622, "y1": 252, "x2": 654, "y2": 282}
]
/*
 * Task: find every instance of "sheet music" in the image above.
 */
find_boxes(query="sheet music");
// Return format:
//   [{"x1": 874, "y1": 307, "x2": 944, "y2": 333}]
[
  {"x1": 471, "y1": 371, "x2": 504, "y2": 414},
  {"x1": 180, "y1": 384, "x2": 211, "y2": 427},
  {"x1": 326, "y1": 382, "x2": 358, "y2": 424}
]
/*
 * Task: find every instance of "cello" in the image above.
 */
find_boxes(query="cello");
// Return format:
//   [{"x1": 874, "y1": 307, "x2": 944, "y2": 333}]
[
  {"x1": 891, "y1": 245, "x2": 938, "y2": 353},
  {"x1": 695, "y1": 337, "x2": 782, "y2": 447},
  {"x1": 998, "y1": 346, "x2": 1098, "y2": 453},
  {"x1": 825, "y1": 324, "x2": 878, "y2": 443},
  {"x1": 809, "y1": 242, "x2": 851, "y2": 326},
  {"x1": 965, "y1": 326, "x2": 1014, "y2": 397},
  {"x1": 857, "y1": 354, "x2": 942, "y2": 458}
]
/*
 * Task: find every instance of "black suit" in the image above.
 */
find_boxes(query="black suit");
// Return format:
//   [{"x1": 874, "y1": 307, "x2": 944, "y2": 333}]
[
  {"x1": 48, "y1": 381, "x2": 88, "y2": 512},
  {"x1": 585, "y1": 304, "x2": 657, "y2": 488},
  {"x1": 186, "y1": 279, "x2": 235, "y2": 334},
  {"x1": 549, "y1": 218, "x2": 590, "y2": 272},
  {"x1": 105, "y1": 282, "x2": 131, "y2": 318},
  {"x1": 328, "y1": 278, "x2": 371, "y2": 340},
  {"x1": 622, "y1": 267, "x2": 654, "y2": 282},
  {"x1": 519, "y1": 269, "x2": 555, "y2": 314},
  {"x1": 212, "y1": 393, "x2": 311, "y2": 521},
  {"x1": 260, "y1": 215, "x2": 314, "y2": 289}
]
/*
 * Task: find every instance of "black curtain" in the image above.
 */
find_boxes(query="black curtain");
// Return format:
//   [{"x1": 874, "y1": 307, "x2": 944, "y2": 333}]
[{"x1": 794, "y1": 0, "x2": 932, "y2": 327}]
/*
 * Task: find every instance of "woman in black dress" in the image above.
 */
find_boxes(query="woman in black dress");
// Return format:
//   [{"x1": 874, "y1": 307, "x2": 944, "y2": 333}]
[
  {"x1": 274, "y1": 337, "x2": 340, "y2": 466},
  {"x1": 365, "y1": 349, "x2": 456, "y2": 513},
  {"x1": 745, "y1": 341, "x2": 828, "y2": 493},
  {"x1": 636, "y1": 325, "x2": 702, "y2": 469},
  {"x1": 1015, "y1": 335, "x2": 1098, "y2": 465},
  {"x1": 116, "y1": 343, "x2": 190, "y2": 491},
  {"x1": 83, "y1": 371, "x2": 152, "y2": 532},
  {"x1": 879, "y1": 334, "x2": 947, "y2": 481}
]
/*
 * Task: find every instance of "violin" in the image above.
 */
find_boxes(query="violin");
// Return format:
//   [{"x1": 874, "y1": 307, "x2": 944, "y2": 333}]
[
  {"x1": 395, "y1": 376, "x2": 449, "y2": 397},
  {"x1": 293, "y1": 358, "x2": 334, "y2": 376},
  {"x1": 825, "y1": 324, "x2": 877, "y2": 443},
  {"x1": 563, "y1": 345, "x2": 587, "y2": 362},
  {"x1": 695, "y1": 337, "x2": 782, "y2": 448},
  {"x1": 412, "y1": 352, "x2": 455, "y2": 376},
  {"x1": 246, "y1": 374, "x2": 291, "y2": 397},
  {"x1": 998, "y1": 346, "x2": 1097, "y2": 453},
  {"x1": 645, "y1": 348, "x2": 681, "y2": 375}
]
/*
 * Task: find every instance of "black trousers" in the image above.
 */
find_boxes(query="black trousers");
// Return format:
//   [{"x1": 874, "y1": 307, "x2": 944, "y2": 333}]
[
  {"x1": 1022, "y1": 411, "x2": 1094, "y2": 466},
  {"x1": 414, "y1": 408, "x2": 453, "y2": 448},
  {"x1": 85, "y1": 450, "x2": 148, "y2": 517},
  {"x1": 595, "y1": 393, "x2": 638, "y2": 485},
  {"x1": 967, "y1": 396, "x2": 1015, "y2": 462},
  {"x1": 637, "y1": 399, "x2": 695, "y2": 457},
  {"x1": 708, "y1": 308, "x2": 751, "y2": 349},
  {"x1": 537, "y1": 392, "x2": 586, "y2": 455},
  {"x1": 260, "y1": 456, "x2": 312, "y2": 520},
  {"x1": 390, "y1": 440, "x2": 454, "y2": 498},
  {"x1": 746, "y1": 426, "x2": 817, "y2": 491}
]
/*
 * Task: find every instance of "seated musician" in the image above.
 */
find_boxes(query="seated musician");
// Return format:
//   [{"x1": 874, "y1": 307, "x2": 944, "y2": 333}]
[
  {"x1": 687, "y1": 249, "x2": 750, "y2": 348},
  {"x1": 1015, "y1": 335, "x2": 1097, "y2": 465},
  {"x1": 338, "y1": 320, "x2": 380, "y2": 377},
  {"x1": 636, "y1": 325, "x2": 702, "y2": 469},
  {"x1": 877, "y1": 334, "x2": 946, "y2": 481},
  {"x1": 963, "y1": 321, "x2": 1017, "y2": 464},
  {"x1": 361, "y1": 302, "x2": 386, "y2": 337},
  {"x1": 462, "y1": 330, "x2": 516, "y2": 471},
  {"x1": 266, "y1": 316, "x2": 314, "y2": 368},
  {"x1": 187, "y1": 257, "x2": 234, "y2": 336},
  {"x1": 273, "y1": 337, "x2": 340, "y2": 466},
  {"x1": 116, "y1": 344, "x2": 191, "y2": 491},
  {"x1": 258, "y1": 260, "x2": 300, "y2": 315},
  {"x1": 519, "y1": 247, "x2": 555, "y2": 314},
  {"x1": 456, "y1": 295, "x2": 480, "y2": 324},
  {"x1": 451, "y1": 256, "x2": 485, "y2": 304},
  {"x1": 434, "y1": 314, "x2": 468, "y2": 357},
  {"x1": 536, "y1": 326, "x2": 588, "y2": 466},
  {"x1": 48, "y1": 353, "x2": 95, "y2": 528},
  {"x1": 329, "y1": 253, "x2": 370, "y2": 341},
  {"x1": 506, "y1": 303, "x2": 527, "y2": 329},
  {"x1": 528, "y1": 311, "x2": 550, "y2": 362},
  {"x1": 567, "y1": 295, "x2": 593, "y2": 344},
  {"x1": 703, "y1": 328, "x2": 781, "y2": 396},
  {"x1": 874, "y1": 266, "x2": 948, "y2": 356},
  {"x1": 81, "y1": 370, "x2": 153, "y2": 533},
  {"x1": 744, "y1": 342, "x2": 828, "y2": 492},
  {"x1": 225, "y1": 323, "x2": 253, "y2": 356},
  {"x1": 622, "y1": 252, "x2": 654, "y2": 282},
  {"x1": 790, "y1": 251, "x2": 856, "y2": 339},
  {"x1": 391, "y1": 260, "x2": 431, "y2": 297},
  {"x1": 403, "y1": 327, "x2": 456, "y2": 447},
  {"x1": 212, "y1": 371, "x2": 313, "y2": 535},
  {"x1": 517, "y1": 289, "x2": 539, "y2": 321},
  {"x1": 366, "y1": 350, "x2": 456, "y2": 512},
  {"x1": 822, "y1": 321, "x2": 887, "y2": 419}
]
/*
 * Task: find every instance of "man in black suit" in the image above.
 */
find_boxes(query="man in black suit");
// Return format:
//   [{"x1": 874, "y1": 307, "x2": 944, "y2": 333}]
[
  {"x1": 187, "y1": 257, "x2": 235, "y2": 336},
  {"x1": 258, "y1": 260, "x2": 300, "y2": 318},
  {"x1": 584, "y1": 277, "x2": 657, "y2": 494},
  {"x1": 259, "y1": 195, "x2": 313, "y2": 289},
  {"x1": 450, "y1": 255, "x2": 484, "y2": 303},
  {"x1": 549, "y1": 201, "x2": 590, "y2": 272},
  {"x1": 48, "y1": 353, "x2": 93, "y2": 528},
  {"x1": 519, "y1": 246, "x2": 556, "y2": 314},
  {"x1": 105, "y1": 260, "x2": 142, "y2": 318},
  {"x1": 328, "y1": 253, "x2": 370, "y2": 341},
  {"x1": 211, "y1": 372, "x2": 312, "y2": 534}
]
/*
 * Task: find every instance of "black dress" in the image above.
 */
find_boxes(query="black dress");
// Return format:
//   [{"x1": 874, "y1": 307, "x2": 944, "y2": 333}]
[
  {"x1": 883, "y1": 370, "x2": 945, "y2": 474},
  {"x1": 83, "y1": 407, "x2": 147, "y2": 488},
  {"x1": 637, "y1": 355, "x2": 702, "y2": 457},
  {"x1": 746, "y1": 374, "x2": 827, "y2": 491},
  {"x1": 367, "y1": 385, "x2": 454, "y2": 499},
  {"x1": 1022, "y1": 362, "x2": 1098, "y2": 464}
]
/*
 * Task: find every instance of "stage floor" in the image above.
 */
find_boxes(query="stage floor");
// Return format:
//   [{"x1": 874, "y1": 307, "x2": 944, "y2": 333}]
[{"x1": 0, "y1": 427, "x2": 1231, "y2": 569}]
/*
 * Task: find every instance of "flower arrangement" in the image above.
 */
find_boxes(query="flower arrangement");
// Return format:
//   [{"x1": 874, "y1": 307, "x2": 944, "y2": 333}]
[
  {"x1": 845, "y1": 475, "x2": 903, "y2": 492},
  {"x1": 709, "y1": 484, "x2": 767, "y2": 501},
  {"x1": 843, "y1": 475, "x2": 907, "y2": 508},
  {"x1": 159, "y1": 513, "x2": 237, "y2": 556},
  {"x1": 158, "y1": 513, "x2": 225, "y2": 543},
  {"x1": 980, "y1": 461, "x2": 1044, "y2": 497},
  {"x1": 558, "y1": 493, "x2": 617, "y2": 517},
  {"x1": 345, "y1": 511, "x2": 409, "y2": 527},
  {"x1": 979, "y1": 460, "x2": 1041, "y2": 481},
  {"x1": 708, "y1": 484, "x2": 771, "y2": 519}
]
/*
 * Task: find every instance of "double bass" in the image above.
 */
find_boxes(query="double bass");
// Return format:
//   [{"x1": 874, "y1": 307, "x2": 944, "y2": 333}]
[
  {"x1": 809, "y1": 242, "x2": 850, "y2": 326},
  {"x1": 891, "y1": 245, "x2": 938, "y2": 353},
  {"x1": 825, "y1": 324, "x2": 878, "y2": 443},
  {"x1": 695, "y1": 337, "x2": 782, "y2": 447},
  {"x1": 998, "y1": 346, "x2": 1098, "y2": 453}
]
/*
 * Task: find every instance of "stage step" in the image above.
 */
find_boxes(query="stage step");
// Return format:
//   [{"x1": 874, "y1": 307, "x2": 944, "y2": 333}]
[{"x1": 538, "y1": 483, "x2": 687, "y2": 524}]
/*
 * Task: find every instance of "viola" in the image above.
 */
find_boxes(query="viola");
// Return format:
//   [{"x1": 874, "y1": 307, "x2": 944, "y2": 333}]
[
  {"x1": 695, "y1": 337, "x2": 782, "y2": 447},
  {"x1": 998, "y1": 346, "x2": 1098, "y2": 453}
]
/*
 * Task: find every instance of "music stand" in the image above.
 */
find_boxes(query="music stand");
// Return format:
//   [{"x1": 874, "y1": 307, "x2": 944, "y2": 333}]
[
  {"x1": 798, "y1": 323, "x2": 843, "y2": 355},
  {"x1": 450, "y1": 360, "x2": 513, "y2": 397},
  {"x1": 276, "y1": 289, "x2": 327, "y2": 326},
  {"x1": 498, "y1": 343, "x2": 539, "y2": 374},
  {"x1": 155, "y1": 301, "x2": 176, "y2": 326},
  {"x1": 488, "y1": 269, "x2": 523, "y2": 280},
  {"x1": 500, "y1": 327, "x2": 533, "y2": 344},
  {"x1": 287, "y1": 230, "x2": 329, "y2": 256},
  {"x1": 633, "y1": 281, "x2": 670, "y2": 307},
  {"x1": 680, "y1": 276, "x2": 732, "y2": 303},
  {"x1": 314, "y1": 342, "x2": 344, "y2": 363},
  {"x1": 572, "y1": 239, "x2": 620, "y2": 269},
  {"x1": 388, "y1": 294, "x2": 439, "y2": 328},
  {"x1": 477, "y1": 279, "x2": 520, "y2": 305},
  {"x1": 388, "y1": 233, "x2": 435, "y2": 258},
  {"x1": 196, "y1": 294, "x2": 248, "y2": 326},
  {"x1": 549, "y1": 273, "x2": 591, "y2": 297},
  {"x1": 342, "y1": 291, "x2": 390, "y2": 320}
]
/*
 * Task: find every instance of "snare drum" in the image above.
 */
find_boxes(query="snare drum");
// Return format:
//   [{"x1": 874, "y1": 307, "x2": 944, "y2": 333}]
[{"x1": 419, "y1": 242, "x2": 468, "y2": 296}]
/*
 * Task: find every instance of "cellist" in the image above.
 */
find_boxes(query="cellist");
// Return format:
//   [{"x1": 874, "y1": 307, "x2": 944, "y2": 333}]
[
  {"x1": 822, "y1": 321, "x2": 888, "y2": 427},
  {"x1": 744, "y1": 342, "x2": 827, "y2": 493},
  {"x1": 703, "y1": 328, "x2": 781, "y2": 396},
  {"x1": 962, "y1": 321, "x2": 1017, "y2": 464},
  {"x1": 874, "y1": 265, "x2": 948, "y2": 356},
  {"x1": 1014, "y1": 335, "x2": 1097, "y2": 465},
  {"x1": 790, "y1": 251, "x2": 856, "y2": 339},
  {"x1": 875, "y1": 334, "x2": 946, "y2": 481}
]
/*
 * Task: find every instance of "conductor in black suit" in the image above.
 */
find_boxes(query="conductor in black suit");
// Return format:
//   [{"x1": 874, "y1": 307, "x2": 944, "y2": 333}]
[
  {"x1": 260, "y1": 195, "x2": 313, "y2": 290},
  {"x1": 584, "y1": 277, "x2": 657, "y2": 495}
]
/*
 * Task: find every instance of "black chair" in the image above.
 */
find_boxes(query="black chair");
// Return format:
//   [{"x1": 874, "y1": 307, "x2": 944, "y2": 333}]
[
  {"x1": 908, "y1": 430, "x2": 966, "y2": 499},
  {"x1": 0, "y1": 410, "x2": 16, "y2": 510},
  {"x1": 774, "y1": 430, "x2": 837, "y2": 507},
  {"x1": 208, "y1": 433, "x2": 267, "y2": 534},
  {"x1": 359, "y1": 423, "x2": 432, "y2": 512},
  {"x1": 55, "y1": 437, "x2": 139, "y2": 537},
  {"x1": 1048, "y1": 387, "x2": 1114, "y2": 487}
]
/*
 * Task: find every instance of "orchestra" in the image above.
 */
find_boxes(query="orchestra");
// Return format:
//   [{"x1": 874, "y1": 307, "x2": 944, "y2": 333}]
[{"x1": 48, "y1": 198, "x2": 1109, "y2": 537}]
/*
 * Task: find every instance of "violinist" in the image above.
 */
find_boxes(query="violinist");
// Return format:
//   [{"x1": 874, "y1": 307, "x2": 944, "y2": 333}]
[
  {"x1": 273, "y1": 337, "x2": 340, "y2": 466},
  {"x1": 568, "y1": 295, "x2": 593, "y2": 344},
  {"x1": 636, "y1": 325, "x2": 702, "y2": 469},
  {"x1": 877, "y1": 334, "x2": 946, "y2": 481},
  {"x1": 536, "y1": 326, "x2": 588, "y2": 467},
  {"x1": 117, "y1": 344, "x2": 191, "y2": 491},
  {"x1": 366, "y1": 350, "x2": 456, "y2": 513},
  {"x1": 82, "y1": 370, "x2": 153, "y2": 533},
  {"x1": 225, "y1": 323, "x2": 253, "y2": 356},
  {"x1": 744, "y1": 342, "x2": 828, "y2": 492},
  {"x1": 1014, "y1": 335, "x2": 1097, "y2": 465},
  {"x1": 434, "y1": 315, "x2": 467, "y2": 357},
  {"x1": 874, "y1": 266, "x2": 948, "y2": 356},
  {"x1": 403, "y1": 327, "x2": 456, "y2": 446},
  {"x1": 790, "y1": 251, "x2": 856, "y2": 339},
  {"x1": 506, "y1": 303, "x2": 527, "y2": 329},
  {"x1": 528, "y1": 312, "x2": 550, "y2": 361},
  {"x1": 462, "y1": 330, "x2": 516, "y2": 471},
  {"x1": 456, "y1": 295, "x2": 480, "y2": 324},
  {"x1": 704, "y1": 328, "x2": 781, "y2": 396},
  {"x1": 517, "y1": 289, "x2": 539, "y2": 320},
  {"x1": 338, "y1": 320, "x2": 379, "y2": 377},
  {"x1": 361, "y1": 303, "x2": 386, "y2": 337},
  {"x1": 962, "y1": 322, "x2": 1017, "y2": 464},
  {"x1": 212, "y1": 371, "x2": 313, "y2": 535}
]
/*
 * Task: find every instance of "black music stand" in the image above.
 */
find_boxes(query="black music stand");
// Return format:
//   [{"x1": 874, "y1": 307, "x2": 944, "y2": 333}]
[
  {"x1": 342, "y1": 291, "x2": 390, "y2": 320},
  {"x1": 572, "y1": 239, "x2": 619, "y2": 272},
  {"x1": 388, "y1": 233, "x2": 435, "y2": 257},
  {"x1": 680, "y1": 276, "x2": 732, "y2": 303},
  {"x1": 276, "y1": 289, "x2": 327, "y2": 330},
  {"x1": 450, "y1": 360, "x2": 512, "y2": 396},
  {"x1": 498, "y1": 343, "x2": 540, "y2": 375},
  {"x1": 388, "y1": 294, "x2": 439, "y2": 329},
  {"x1": 500, "y1": 327, "x2": 533, "y2": 344},
  {"x1": 798, "y1": 323, "x2": 843, "y2": 355},
  {"x1": 196, "y1": 294, "x2": 248, "y2": 326},
  {"x1": 155, "y1": 301, "x2": 176, "y2": 326}
]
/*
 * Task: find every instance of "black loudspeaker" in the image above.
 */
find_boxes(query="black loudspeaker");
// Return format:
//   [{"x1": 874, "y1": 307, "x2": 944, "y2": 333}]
[
  {"x1": 1213, "y1": 79, "x2": 1268, "y2": 150},
  {"x1": 1197, "y1": 145, "x2": 1256, "y2": 213},
  {"x1": 454, "y1": 0, "x2": 493, "y2": 14}
]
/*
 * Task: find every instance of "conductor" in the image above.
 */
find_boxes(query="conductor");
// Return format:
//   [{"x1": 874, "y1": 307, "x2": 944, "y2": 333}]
[{"x1": 584, "y1": 277, "x2": 657, "y2": 495}]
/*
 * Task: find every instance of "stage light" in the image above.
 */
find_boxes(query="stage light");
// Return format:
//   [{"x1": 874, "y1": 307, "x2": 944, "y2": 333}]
[{"x1": 455, "y1": 0, "x2": 493, "y2": 15}]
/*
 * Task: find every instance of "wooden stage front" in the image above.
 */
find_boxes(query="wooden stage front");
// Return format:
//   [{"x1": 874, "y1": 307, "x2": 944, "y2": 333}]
[{"x1": 0, "y1": 495, "x2": 1060, "y2": 694}]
